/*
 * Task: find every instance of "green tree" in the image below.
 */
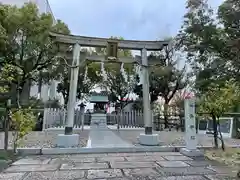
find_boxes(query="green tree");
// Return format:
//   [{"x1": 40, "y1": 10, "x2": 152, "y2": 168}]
[
  {"x1": 56, "y1": 50, "x2": 102, "y2": 106},
  {"x1": 179, "y1": 0, "x2": 240, "y2": 93},
  {"x1": 217, "y1": 0, "x2": 240, "y2": 81},
  {"x1": 0, "y1": 3, "x2": 70, "y2": 105},
  {"x1": 103, "y1": 63, "x2": 137, "y2": 110},
  {"x1": 134, "y1": 39, "x2": 188, "y2": 129},
  {"x1": 11, "y1": 108, "x2": 36, "y2": 153},
  {"x1": 178, "y1": 0, "x2": 223, "y2": 92},
  {"x1": 96, "y1": 37, "x2": 137, "y2": 111},
  {"x1": 198, "y1": 79, "x2": 240, "y2": 150}
]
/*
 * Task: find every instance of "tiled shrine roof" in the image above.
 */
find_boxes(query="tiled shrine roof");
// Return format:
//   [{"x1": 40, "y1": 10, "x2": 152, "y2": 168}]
[{"x1": 90, "y1": 91, "x2": 109, "y2": 97}]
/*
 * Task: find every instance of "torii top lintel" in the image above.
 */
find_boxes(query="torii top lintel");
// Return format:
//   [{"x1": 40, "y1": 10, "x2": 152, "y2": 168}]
[{"x1": 50, "y1": 32, "x2": 169, "y2": 51}]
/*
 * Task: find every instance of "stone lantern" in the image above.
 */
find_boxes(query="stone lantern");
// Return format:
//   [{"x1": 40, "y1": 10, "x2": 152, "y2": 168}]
[{"x1": 78, "y1": 102, "x2": 86, "y2": 130}]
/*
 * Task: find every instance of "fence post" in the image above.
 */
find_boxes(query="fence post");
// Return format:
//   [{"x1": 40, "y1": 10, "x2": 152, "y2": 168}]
[
  {"x1": 79, "y1": 103, "x2": 86, "y2": 131},
  {"x1": 43, "y1": 108, "x2": 48, "y2": 130},
  {"x1": 117, "y1": 111, "x2": 120, "y2": 130},
  {"x1": 63, "y1": 109, "x2": 66, "y2": 128}
]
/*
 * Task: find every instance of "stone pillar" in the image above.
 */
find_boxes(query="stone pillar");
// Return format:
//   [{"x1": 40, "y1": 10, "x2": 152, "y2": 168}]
[
  {"x1": 139, "y1": 48, "x2": 159, "y2": 146},
  {"x1": 56, "y1": 43, "x2": 80, "y2": 148},
  {"x1": 180, "y1": 97, "x2": 203, "y2": 157},
  {"x1": 141, "y1": 48, "x2": 152, "y2": 135},
  {"x1": 65, "y1": 43, "x2": 81, "y2": 135}
]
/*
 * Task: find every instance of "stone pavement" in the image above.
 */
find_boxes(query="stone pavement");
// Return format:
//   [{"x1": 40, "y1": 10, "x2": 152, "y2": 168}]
[
  {"x1": 0, "y1": 152, "x2": 238, "y2": 180},
  {"x1": 87, "y1": 129, "x2": 133, "y2": 148}
]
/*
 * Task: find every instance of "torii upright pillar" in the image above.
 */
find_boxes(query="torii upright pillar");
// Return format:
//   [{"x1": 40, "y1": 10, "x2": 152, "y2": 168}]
[
  {"x1": 139, "y1": 48, "x2": 159, "y2": 146},
  {"x1": 56, "y1": 43, "x2": 81, "y2": 148}
]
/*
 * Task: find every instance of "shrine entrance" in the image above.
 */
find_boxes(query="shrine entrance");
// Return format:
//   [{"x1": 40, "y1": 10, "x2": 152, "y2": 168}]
[{"x1": 50, "y1": 32, "x2": 168, "y2": 148}]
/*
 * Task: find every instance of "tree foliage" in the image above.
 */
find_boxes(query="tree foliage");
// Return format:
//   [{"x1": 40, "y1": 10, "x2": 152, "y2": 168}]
[
  {"x1": 134, "y1": 39, "x2": 188, "y2": 128},
  {"x1": 0, "y1": 3, "x2": 70, "y2": 104},
  {"x1": 198, "y1": 80, "x2": 239, "y2": 118},
  {"x1": 180, "y1": 0, "x2": 240, "y2": 92},
  {"x1": 198, "y1": 79, "x2": 240, "y2": 149},
  {"x1": 96, "y1": 37, "x2": 137, "y2": 110},
  {"x1": 56, "y1": 49, "x2": 102, "y2": 106},
  {"x1": 135, "y1": 39, "x2": 188, "y2": 103},
  {"x1": 11, "y1": 108, "x2": 36, "y2": 153}
]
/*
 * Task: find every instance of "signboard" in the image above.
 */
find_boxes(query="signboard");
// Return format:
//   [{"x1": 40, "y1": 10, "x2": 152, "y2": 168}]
[{"x1": 107, "y1": 41, "x2": 118, "y2": 58}]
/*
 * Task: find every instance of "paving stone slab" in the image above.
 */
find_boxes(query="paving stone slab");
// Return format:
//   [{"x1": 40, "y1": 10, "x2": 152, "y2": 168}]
[
  {"x1": 87, "y1": 169, "x2": 123, "y2": 179},
  {"x1": 97, "y1": 156, "x2": 125, "y2": 162},
  {"x1": 126, "y1": 156, "x2": 165, "y2": 162},
  {"x1": 146, "y1": 152, "x2": 182, "y2": 156},
  {"x1": 123, "y1": 168, "x2": 161, "y2": 177},
  {"x1": 149, "y1": 175, "x2": 207, "y2": 180},
  {"x1": 4, "y1": 164, "x2": 59, "y2": 173},
  {"x1": 111, "y1": 161, "x2": 157, "y2": 169},
  {"x1": 74, "y1": 153, "x2": 108, "y2": 158},
  {"x1": 204, "y1": 175, "x2": 238, "y2": 180},
  {"x1": 107, "y1": 152, "x2": 148, "y2": 157},
  {"x1": 157, "y1": 161, "x2": 190, "y2": 168},
  {"x1": 157, "y1": 167, "x2": 216, "y2": 176},
  {"x1": 0, "y1": 172, "x2": 26, "y2": 180},
  {"x1": 163, "y1": 155, "x2": 193, "y2": 161},
  {"x1": 64, "y1": 153, "x2": 108, "y2": 158},
  {"x1": 207, "y1": 166, "x2": 238, "y2": 176},
  {"x1": 60, "y1": 162, "x2": 108, "y2": 170},
  {"x1": 12, "y1": 157, "x2": 51, "y2": 165},
  {"x1": 94, "y1": 178, "x2": 129, "y2": 180},
  {"x1": 23, "y1": 170, "x2": 85, "y2": 180},
  {"x1": 184, "y1": 160, "x2": 213, "y2": 167},
  {"x1": 50, "y1": 157, "x2": 96, "y2": 164}
]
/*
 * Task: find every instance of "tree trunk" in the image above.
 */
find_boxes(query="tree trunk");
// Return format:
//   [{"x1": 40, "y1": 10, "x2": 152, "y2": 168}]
[
  {"x1": 217, "y1": 119, "x2": 225, "y2": 151},
  {"x1": 64, "y1": 89, "x2": 69, "y2": 108},
  {"x1": 20, "y1": 79, "x2": 31, "y2": 105},
  {"x1": 163, "y1": 101, "x2": 169, "y2": 129},
  {"x1": 4, "y1": 110, "x2": 9, "y2": 151},
  {"x1": 38, "y1": 71, "x2": 43, "y2": 98},
  {"x1": 13, "y1": 131, "x2": 18, "y2": 154},
  {"x1": 212, "y1": 114, "x2": 218, "y2": 148},
  {"x1": 3, "y1": 100, "x2": 11, "y2": 151}
]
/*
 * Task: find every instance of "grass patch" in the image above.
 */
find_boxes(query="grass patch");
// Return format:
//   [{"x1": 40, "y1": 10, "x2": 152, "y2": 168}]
[
  {"x1": 0, "y1": 150, "x2": 17, "y2": 161},
  {"x1": 205, "y1": 147, "x2": 240, "y2": 168}
]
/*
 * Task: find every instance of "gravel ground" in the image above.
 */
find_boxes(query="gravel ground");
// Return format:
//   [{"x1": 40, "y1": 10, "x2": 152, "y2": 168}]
[
  {"x1": 113, "y1": 129, "x2": 240, "y2": 147},
  {"x1": 0, "y1": 130, "x2": 89, "y2": 148},
  {"x1": 0, "y1": 129, "x2": 239, "y2": 148}
]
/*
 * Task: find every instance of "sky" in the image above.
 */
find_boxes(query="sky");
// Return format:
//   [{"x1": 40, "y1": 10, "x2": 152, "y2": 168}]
[{"x1": 48, "y1": 0, "x2": 224, "y2": 41}]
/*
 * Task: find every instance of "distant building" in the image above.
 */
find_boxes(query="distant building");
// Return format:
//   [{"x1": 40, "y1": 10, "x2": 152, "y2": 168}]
[{"x1": 0, "y1": 0, "x2": 62, "y2": 104}]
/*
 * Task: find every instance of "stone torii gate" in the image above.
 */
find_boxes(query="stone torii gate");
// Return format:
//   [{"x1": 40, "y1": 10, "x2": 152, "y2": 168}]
[{"x1": 50, "y1": 32, "x2": 169, "y2": 147}]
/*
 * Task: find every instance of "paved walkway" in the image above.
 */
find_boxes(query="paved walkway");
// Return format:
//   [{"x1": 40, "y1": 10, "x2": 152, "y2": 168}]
[
  {"x1": 0, "y1": 152, "x2": 238, "y2": 179},
  {"x1": 1, "y1": 130, "x2": 240, "y2": 148},
  {"x1": 86, "y1": 128, "x2": 133, "y2": 148}
]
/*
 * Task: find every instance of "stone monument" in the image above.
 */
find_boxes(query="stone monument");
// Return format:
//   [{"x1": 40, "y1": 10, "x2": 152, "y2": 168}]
[
  {"x1": 90, "y1": 91, "x2": 108, "y2": 129},
  {"x1": 180, "y1": 97, "x2": 203, "y2": 157}
]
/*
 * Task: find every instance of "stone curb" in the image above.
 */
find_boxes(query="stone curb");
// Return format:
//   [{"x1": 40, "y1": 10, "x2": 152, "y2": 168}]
[
  {"x1": 0, "y1": 145, "x2": 239, "y2": 155},
  {"x1": 41, "y1": 146, "x2": 177, "y2": 155}
]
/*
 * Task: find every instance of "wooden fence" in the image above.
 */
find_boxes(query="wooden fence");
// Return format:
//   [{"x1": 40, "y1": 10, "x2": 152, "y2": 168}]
[{"x1": 43, "y1": 108, "x2": 182, "y2": 129}]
